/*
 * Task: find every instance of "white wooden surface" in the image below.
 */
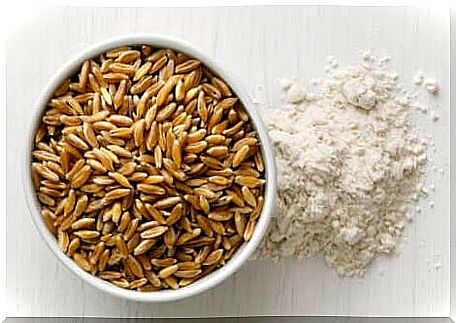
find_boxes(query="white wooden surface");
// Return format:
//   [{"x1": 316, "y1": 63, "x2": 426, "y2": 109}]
[
  {"x1": 451, "y1": 7, "x2": 456, "y2": 320},
  {"x1": 6, "y1": 6, "x2": 450, "y2": 317}
]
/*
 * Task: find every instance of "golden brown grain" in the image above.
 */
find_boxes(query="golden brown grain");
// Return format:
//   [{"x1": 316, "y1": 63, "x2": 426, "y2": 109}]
[
  {"x1": 140, "y1": 226, "x2": 168, "y2": 239},
  {"x1": 163, "y1": 276, "x2": 179, "y2": 290},
  {"x1": 133, "y1": 239, "x2": 157, "y2": 256},
  {"x1": 74, "y1": 253, "x2": 92, "y2": 271},
  {"x1": 126, "y1": 255, "x2": 144, "y2": 278},
  {"x1": 31, "y1": 44, "x2": 265, "y2": 292},
  {"x1": 151, "y1": 258, "x2": 177, "y2": 268},
  {"x1": 202, "y1": 249, "x2": 224, "y2": 266},
  {"x1": 158, "y1": 264, "x2": 178, "y2": 278}
]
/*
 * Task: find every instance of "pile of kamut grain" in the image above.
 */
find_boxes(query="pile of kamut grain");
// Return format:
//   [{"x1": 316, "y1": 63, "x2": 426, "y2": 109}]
[
  {"x1": 31, "y1": 45, "x2": 265, "y2": 291},
  {"x1": 256, "y1": 52, "x2": 428, "y2": 277}
]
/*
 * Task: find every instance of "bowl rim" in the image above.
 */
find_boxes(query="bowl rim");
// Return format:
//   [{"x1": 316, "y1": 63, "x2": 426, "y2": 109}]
[{"x1": 22, "y1": 33, "x2": 277, "y2": 303}]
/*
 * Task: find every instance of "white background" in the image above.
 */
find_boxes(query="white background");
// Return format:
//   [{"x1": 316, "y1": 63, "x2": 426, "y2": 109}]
[{"x1": 6, "y1": 5, "x2": 450, "y2": 317}]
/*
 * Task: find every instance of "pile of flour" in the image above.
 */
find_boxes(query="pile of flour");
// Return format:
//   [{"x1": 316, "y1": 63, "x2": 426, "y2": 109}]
[{"x1": 256, "y1": 54, "x2": 428, "y2": 276}]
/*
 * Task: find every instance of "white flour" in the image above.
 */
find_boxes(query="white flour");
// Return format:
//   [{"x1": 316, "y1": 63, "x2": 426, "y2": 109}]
[
  {"x1": 413, "y1": 71, "x2": 439, "y2": 94},
  {"x1": 256, "y1": 54, "x2": 428, "y2": 277}
]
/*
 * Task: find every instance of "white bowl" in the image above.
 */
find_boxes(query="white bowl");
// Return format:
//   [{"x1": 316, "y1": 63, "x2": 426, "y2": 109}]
[{"x1": 23, "y1": 34, "x2": 277, "y2": 302}]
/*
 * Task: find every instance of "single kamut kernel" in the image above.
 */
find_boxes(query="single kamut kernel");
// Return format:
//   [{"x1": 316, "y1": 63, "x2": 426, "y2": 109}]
[
  {"x1": 74, "y1": 230, "x2": 100, "y2": 239},
  {"x1": 158, "y1": 264, "x2": 178, "y2": 278},
  {"x1": 134, "y1": 239, "x2": 157, "y2": 256},
  {"x1": 140, "y1": 226, "x2": 168, "y2": 239},
  {"x1": 126, "y1": 255, "x2": 144, "y2": 278},
  {"x1": 163, "y1": 276, "x2": 179, "y2": 290},
  {"x1": 202, "y1": 249, "x2": 224, "y2": 266},
  {"x1": 74, "y1": 253, "x2": 92, "y2": 272},
  {"x1": 71, "y1": 218, "x2": 95, "y2": 230}
]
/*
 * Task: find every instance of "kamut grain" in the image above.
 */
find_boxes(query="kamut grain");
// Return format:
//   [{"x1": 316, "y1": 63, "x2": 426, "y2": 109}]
[{"x1": 31, "y1": 44, "x2": 265, "y2": 291}]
